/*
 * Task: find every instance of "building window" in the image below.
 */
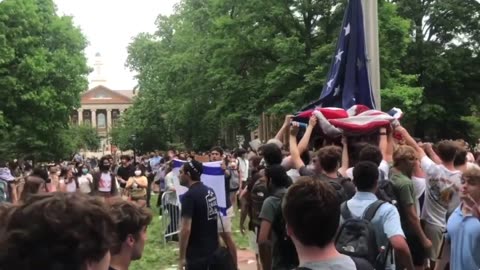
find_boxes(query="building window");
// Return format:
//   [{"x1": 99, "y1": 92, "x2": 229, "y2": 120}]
[
  {"x1": 97, "y1": 113, "x2": 106, "y2": 128},
  {"x1": 83, "y1": 111, "x2": 91, "y2": 126}
]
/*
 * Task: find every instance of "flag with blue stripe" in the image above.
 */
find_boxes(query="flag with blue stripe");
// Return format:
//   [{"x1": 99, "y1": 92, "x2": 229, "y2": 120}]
[
  {"x1": 172, "y1": 159, "x2": 228, "y2": 216},
  {"x1": 303, "y1": 0, "x2": 375, "y2": 110}
]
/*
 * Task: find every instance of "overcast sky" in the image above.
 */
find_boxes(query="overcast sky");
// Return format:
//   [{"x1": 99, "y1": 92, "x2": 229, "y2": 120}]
[{"x1": 55, "y1": 0, "x2": 179, "y2": 90}]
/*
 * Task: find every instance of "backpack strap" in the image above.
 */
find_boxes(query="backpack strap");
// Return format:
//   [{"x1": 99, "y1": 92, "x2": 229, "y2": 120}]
[
  {"x1": 350, "y1": 256, "x2": 374, "y2": 270},
  {"x1": 362, "y1": 200, "x2": 386, "y2": 221},
  {"x1": 340, "y1": 201, "x2": 352, "y2": 220}
]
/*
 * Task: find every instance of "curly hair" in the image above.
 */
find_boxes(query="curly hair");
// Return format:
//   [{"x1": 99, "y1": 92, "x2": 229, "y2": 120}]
[
  {"x1": 0, "y1": 192, "x2": 115, "y2": 270},
  {"x1": 108, "y1": 199, "x2": 153, "y2": 255}
]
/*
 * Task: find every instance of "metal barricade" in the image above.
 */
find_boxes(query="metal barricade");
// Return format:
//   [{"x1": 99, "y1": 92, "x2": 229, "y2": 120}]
[{"x1": 161, "y1": 191, "x2": 181, "y2": 244}]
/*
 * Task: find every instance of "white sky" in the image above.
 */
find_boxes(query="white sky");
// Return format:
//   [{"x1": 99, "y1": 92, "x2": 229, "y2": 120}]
[{"x1": 55, "y1": 0, "x2": 179, "y2": 90}]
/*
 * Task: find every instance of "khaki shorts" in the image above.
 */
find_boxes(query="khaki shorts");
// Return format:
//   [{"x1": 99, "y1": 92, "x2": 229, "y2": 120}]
[
  {"x1": 422, "y1": 221, "x2": 445, "y2": 261},
  {"x1": 248, "y1": 228, "x2": 259, "y2": 254},
  {"x1": 217, "y1": 207, "x2": 234, "y2": 233}
]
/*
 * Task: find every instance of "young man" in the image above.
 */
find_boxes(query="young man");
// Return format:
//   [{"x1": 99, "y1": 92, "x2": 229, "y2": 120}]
[
  {"x1": 346, "y1": 161, "x2": 414, "y2": 270},
  {"x1": 397, "y1": 126, "x2": 461, "y2": 268},
  {"x1": 178, "y1": 160, "x2": 220, "y2": 270},
  {"x1": 116, "y1": 155, "x2": 135, "y2": 191},
  {"x1": 257, "y1": 164, "x2": 294, "y2": 270},
  {"x1": 0, "y1": 192, "x2": 114, "y2": 270},
  {"x1": 435, "y1": 166, "x2": 480, "y2": 270},
  {"x1": 283, "y1": 177, "x2": 361, "y2": 269},
  {"x1": 318, "y1": 145, "x2": 356, "y2": 198},
  {"x1": 109, "y1": 199, "x2": 153, "y2": 270},
  {"x1": 210, "y1": 146, "x2": 238, "y2": 267},
  {"x1": 390, "y1": 144, "x2": 432, "y2": 270}
]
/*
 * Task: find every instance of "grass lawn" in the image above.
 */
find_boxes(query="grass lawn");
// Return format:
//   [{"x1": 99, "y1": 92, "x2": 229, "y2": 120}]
[{"x1": 130, "y1": 196, "x2": 249, "y2": 270}]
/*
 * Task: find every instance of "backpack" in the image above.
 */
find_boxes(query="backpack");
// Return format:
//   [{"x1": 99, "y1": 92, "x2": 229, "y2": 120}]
[
  {"x1": 0, "y1": 180, "x2": 10, "y2": 203},
  {"x1": 335, "y1": 200, "x2": 389, "y2": 269},
  {"x1": 272, "y1": 192, "x2": 299, "y2": 268},
  {"x1": 375, "y1": 170, "x2": 398, "y2": 206},
  {"x1": 249, "y1": 179, "x2": 268, "y2": 228},
  {"x1": 318, "y1": 175, "x2": 352, "y2": 203}
]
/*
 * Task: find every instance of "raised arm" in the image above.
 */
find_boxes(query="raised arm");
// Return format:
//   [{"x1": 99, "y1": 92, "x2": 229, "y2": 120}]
[
  {"x1": 396, "y1": 126, "x2": 426, "y2": 158},
  {"x1": 338, "y1": 136, "x2": 349, "y2": 177},
  {"x1": 273, "y1": 115, "x2": 293, "y2": 144},
  {"x1": 289, "y1": 125, "x2": 305, "y2": 170},
  {"x1": 297, "y1": 115, "x2": 317, "y2": 154}
]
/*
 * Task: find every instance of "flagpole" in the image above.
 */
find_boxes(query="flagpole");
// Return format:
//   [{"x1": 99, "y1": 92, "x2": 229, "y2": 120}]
[{"x1": 361, "y1": 0, "x2": 381, "y2": 110}]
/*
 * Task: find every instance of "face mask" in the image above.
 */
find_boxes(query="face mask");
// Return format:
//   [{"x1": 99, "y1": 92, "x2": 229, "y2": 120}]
[
  {"x1": 82, "y1": 168, "x2": 88, "y2": 174},
  {"x1": 135, "y1": 170, "x2": 142, "y2": 176}
]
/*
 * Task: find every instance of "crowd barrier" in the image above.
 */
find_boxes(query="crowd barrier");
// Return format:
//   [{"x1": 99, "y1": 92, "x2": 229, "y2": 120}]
[{"x1": 161, "y1": 191, "x2": 181, "y2": 244}]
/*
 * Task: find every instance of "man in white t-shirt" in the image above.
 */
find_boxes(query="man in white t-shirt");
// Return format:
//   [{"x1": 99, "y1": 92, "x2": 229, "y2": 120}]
[{"x1": 397, "y1": 127, "x2": 462, "y2": 269}]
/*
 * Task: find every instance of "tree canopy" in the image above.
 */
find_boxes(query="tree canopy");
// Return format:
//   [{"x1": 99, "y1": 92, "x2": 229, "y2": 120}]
[
  {"x1": 0, "y1": 0, "x2": 90, "y2": 160},
  {"x1": 113, "y1": 0, "x2": 480, "y2": 150}
]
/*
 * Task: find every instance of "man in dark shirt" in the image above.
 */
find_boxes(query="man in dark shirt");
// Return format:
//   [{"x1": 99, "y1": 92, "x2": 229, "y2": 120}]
[
  {"x1": 116, "y1": 155, "x2": 135, "y2": 189},
  {"x1": 178, "y1": 160, "x2": 220, "y2": 270}
]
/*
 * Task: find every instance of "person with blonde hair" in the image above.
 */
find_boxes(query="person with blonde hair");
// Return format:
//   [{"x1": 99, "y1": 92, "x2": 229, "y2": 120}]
[
  {"x1": 435, "y1": 166, "x2": 480, "y2": 270},
  {"x1": 390, "y1": 144, "x2": 432, "y2": 270}
]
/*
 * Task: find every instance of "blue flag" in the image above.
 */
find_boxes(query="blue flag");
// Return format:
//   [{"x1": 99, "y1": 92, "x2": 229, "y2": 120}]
[{"x1": 303, "y1": 0, "x2": 375, "y2": 110}]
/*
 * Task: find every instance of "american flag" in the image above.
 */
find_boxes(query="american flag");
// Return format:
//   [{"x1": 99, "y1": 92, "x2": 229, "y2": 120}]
[{"x1": 302, "y1": 0, "x2": 375, "y2": 111}]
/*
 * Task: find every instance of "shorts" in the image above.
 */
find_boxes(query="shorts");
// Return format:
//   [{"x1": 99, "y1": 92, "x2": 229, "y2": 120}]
[
  {"x1": 217, "y1": 207, "x2": 234, "y2": 233},
  {"x1": 248, "y1": 228, "x2": 259, "y2": 254},
  {"x1": 405, "y1": 232, "x2": 428, "y2": 266},
  {"x1": 422, "y1": 221, "x2": 445, "y2": 261}
]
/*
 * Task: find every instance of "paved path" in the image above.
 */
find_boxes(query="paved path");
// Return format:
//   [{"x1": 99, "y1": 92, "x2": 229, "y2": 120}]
[{"x1": 238, "y1": 249, "x2": 257, "y2": 270}]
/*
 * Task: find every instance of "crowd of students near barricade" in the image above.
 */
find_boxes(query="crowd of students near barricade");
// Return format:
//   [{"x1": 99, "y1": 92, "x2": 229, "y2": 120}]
[{"x1": 1, "y1": 114, "x2": 480, "y2": 270}]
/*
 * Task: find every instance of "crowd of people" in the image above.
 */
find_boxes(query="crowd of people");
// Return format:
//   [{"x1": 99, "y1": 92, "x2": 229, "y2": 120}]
[{"x1": 1, "y1": 114, "x2": 480, "y2": 270}]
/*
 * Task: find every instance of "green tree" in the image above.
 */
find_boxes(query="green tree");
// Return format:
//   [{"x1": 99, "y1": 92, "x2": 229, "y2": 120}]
[
  {"x1": 121, "y1": 0, "x2": 413, "y2": 150},
  {"x1": 0, "y1": 0, "x2": 89, "y2": 160},
  {"x1": 394, "y1": 0, "x2": 480, "y2": 139}
]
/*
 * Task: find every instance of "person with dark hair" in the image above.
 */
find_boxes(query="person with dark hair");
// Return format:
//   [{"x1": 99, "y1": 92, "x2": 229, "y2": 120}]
[
  {"x1": 259, "y1": 143, "x2": 283, "y2": 166},
  {"x1": 59, "y1": 165, "x2": 79, "y2": 193},
  {"x1": 116, "y1": 155, "x2": 135, "y2": 193},
  {"x1": 397, "y1": 126, "x2": 461, "y2": 269},
  {"x1": 210, "y1": 146, "x2": 238, "y2": 267},
  {"x1": 178, "y1": 160, "x2": 222, "y2": 270},
  {"x1": 258, "y1": 164, "x2": 295, "y2": 270},
  {"x1": 108, "y1": 199, "x2": 153, "y2": 270},
  {"x1": 344, "y1": 161, "x2": 414, "y2": 270},
  {"x1": 19, "y1": 176, "x2": 47, "y2": 202},
  {"x1": 0, "y1": 192, "x2": 114, "y2": 270},
  {"x1": 283, "y1": 177, "x2": 357, "y2": 269},
  {"x1": 125, "y1": 165, "x2": 148, "y2": 207},
  {"x1": 92, "y1": 156, "x2": 118, "y2": 201}
]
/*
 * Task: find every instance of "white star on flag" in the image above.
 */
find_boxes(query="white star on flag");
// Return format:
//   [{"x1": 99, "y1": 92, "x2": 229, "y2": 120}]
[
  {"x1": 327, "y1": 78, "x2": 334, "y2": 89},
  {"x1": 335, "y1": 50, "x2": 344, "y2": 63},
  {"x1": 334, "y1": 87, "x2": 341, "y2": 96},
  {"x1": 344, "y1": 23, "x2": 350, "y2": 36}
]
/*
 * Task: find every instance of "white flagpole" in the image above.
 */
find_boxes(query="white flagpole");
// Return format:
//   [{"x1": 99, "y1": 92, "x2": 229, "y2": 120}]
[{"x1": 362, "y1": 0, "x2": 381, "y2": 110}]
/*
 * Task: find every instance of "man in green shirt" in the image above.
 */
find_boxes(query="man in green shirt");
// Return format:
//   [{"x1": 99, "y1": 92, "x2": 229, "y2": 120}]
[{"x1": 390, "y1": 145, "x2": 432, "y2": 270}]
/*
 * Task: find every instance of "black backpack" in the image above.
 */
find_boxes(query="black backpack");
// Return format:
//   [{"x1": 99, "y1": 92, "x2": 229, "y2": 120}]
[
  {"x1": 249, "y1": 179, "x2": 268, "y2": 228},
  {"x1": 375, "y1": 170, "x2": 398, "y2": 206},
  {"x1": 335, "y1": 200, "x2": 390, "y2": 269},
  {"x1": 318, "y1": 175, "x2": 353, "y2": 203},
  {"x1": 272, "y1": 192, "x2": 299, "y2": 269}
]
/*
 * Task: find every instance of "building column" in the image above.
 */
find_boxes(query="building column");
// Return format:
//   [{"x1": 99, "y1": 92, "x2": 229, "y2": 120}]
[
  {"x1": 92, "y1": 109, "x2": 97, "y2": 128},
  {"x1": 77, "y1": 109, "x2": 83, "y2": 125},
  {"x1": 107, "y1": 109, "x2": 112, "y2": 130}
]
